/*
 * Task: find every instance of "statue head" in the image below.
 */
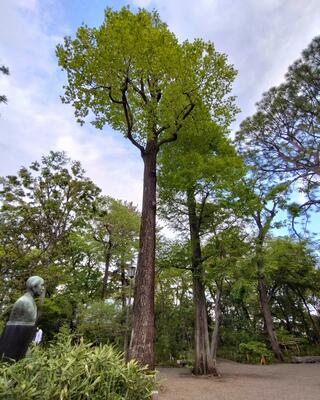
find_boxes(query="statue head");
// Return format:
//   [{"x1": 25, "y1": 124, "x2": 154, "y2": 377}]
[{"x1": 26, "y1": 276, "x2": 45, "y2": 298}]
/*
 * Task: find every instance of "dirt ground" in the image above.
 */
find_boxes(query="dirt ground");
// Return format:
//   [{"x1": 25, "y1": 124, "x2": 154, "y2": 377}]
[{"x1": 156, "y1": 360, "x2": 320, "y2": 400}]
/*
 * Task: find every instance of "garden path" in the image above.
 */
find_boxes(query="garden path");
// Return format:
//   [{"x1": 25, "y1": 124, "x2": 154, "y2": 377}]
[{"x1": 157, "y1": 359, "x2": 320, "y2": 400}]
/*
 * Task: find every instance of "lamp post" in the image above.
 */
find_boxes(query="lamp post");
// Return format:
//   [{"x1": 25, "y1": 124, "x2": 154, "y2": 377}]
[
  {"x1": 101, "y1": 232, "x2": 111, "y2": 300},
  {"x1": 124, "y1": 261, "x2": 136, "y2": 360}
]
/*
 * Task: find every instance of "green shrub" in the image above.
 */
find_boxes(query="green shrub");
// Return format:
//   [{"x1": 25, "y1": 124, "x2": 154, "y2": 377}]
[
  {"x1": 239, "y1": 341, "x2": 273, "y2": 363},
  {"x1": 276, "y1": 329, "x2": 308, "y2": 351},
  {"x1": 76, "y1": 301, "x2": 125, "y2": 346},
  {"x1": 37, "y1": 297, "x2": 74, "y2": 343},
  {"x1": 0, "y1": 329, "x2": 155, "y2": 399}
]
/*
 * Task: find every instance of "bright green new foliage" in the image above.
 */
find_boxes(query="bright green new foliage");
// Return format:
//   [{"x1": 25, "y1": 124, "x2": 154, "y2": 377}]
[
  {"x1": 56, "y1": 7, "x2": 236, "y2": 145},
  {"x1": 239, "y1": 341, "x2": 273, "y2": 363}
]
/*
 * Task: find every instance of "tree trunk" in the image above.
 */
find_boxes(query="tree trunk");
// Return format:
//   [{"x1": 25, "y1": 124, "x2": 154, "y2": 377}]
[
  {"x1": 120, "y1": 263, "x2": 130, "y2": 358},
  {"x1": 121, "y1": 264, "x2": 126, "y2": 311},
  {"x1": 192, "y1": 271, "x2": 217, "y2": 375},
  {"x1": 124, "y1": 279, "x2": 133, "y2": 361},
  {"x1": 276, "y1": 298, "x2": 293, "y2": 333},
  {"x1": 254, "y1": 230, "x2": 284, "y2": 362},
  {"x1": 257, "y1": 269, "x2": 284, "y2": 361},
  {"x1": 295, "y1": 288, "x2": 320, "y2": 342},
  {"x1": 129, "y1": 142, "x2": 157, "y2": 369},
  {"x1": 187, "y1": 189, "x2": 218, "y2": 376},
  {"x1": 101, "y1": 242, "x2": 112, "y2": 299},
  {"x1": 210, "y1": 287, "x2": 222, "y2": 369},
  {"x1": 286, "y1": 288, "x2": 313, "y2": 340}
]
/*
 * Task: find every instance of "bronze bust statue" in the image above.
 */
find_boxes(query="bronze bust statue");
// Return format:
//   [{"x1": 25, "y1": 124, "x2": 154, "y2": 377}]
[{"x1": 0, "y1": 276, "x2": 45, "y2": 361}]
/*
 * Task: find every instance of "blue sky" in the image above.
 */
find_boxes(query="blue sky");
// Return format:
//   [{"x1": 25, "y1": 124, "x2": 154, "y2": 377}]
[{"x1": 0, "y1": 0, "x2": 319, "y2": 233}]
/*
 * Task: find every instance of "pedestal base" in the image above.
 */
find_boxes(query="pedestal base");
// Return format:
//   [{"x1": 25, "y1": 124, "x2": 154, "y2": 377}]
[{"x1": 0, "y1": 324, "x2": 36, "y2": 361}]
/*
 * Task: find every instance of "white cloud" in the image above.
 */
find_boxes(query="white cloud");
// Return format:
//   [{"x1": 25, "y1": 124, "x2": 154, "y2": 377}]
[
  {"x1": 54, "y1": 129, "x2": 143, "y2": 205},
  {"x1": 0, "y1": 0, "x2": 143, "y2": 208},
  {"x1": 16, "y1": 0, "x2": 38, "y2": 11},
  {"x1": 132, "y1": 0, "x2": 152, "y2": 7},
  {"x1": 136, "y1": 0, "x2": 320, "y2": 125}
]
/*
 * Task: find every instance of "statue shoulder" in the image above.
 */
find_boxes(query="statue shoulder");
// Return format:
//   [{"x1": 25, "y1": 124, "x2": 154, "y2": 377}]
[
  {"x1": 13, "y1": 294, "x2": 34, "y2": 308},
  {"x1": 8, "y1": 293, "x2": 37, "y2": 324}
]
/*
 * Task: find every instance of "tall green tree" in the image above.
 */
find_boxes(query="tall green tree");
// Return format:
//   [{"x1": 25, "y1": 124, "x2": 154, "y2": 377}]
[
  {"x1": 0, "y1": 151, "x2": 100, "y2": 303},
  {"x1": 155, "y1": 243, "x2": 194, "y2": 364},
  {"x1": 158, "y1": 107, "x2": 242, "y2": 374},
  {"x1": 90, "y1": 196, "x2": 140, "y2": 299},
  {"x1": 56, "y1": 7, "x2": 236, "y2": 367},
  {"x1": 203, "y1": 226, "x2": 250, "y2": 367},
  {"x1": 234, "y1": 175, "x2": 290, "y2": 361},
  {"x1": 63, "y1": 231, "x2": 104, "y2": 302},
  {"x1": 236, "y1": 36, "x2": 320, "y2": 219},
  {"x1": 264, "y1": 237, "x2": 320, "y2": 342}
]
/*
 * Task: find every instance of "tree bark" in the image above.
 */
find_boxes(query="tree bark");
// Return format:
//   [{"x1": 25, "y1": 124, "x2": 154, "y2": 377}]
[
  {"x1": 295, "y1": 287, "x2": 320, "y2": 342},
  {"x1": 124, "y1": 278, "x2": 133, "y2": 361},
  {"x1": 286, "y1": 288, "x2": 313, "y2": 341},
  {"x1": 129, "y1": 141, "x2": 157, "y2": 369},
  {"x1": 257, "y1": 263, "x2": 284, "y2": 361},
  {"x1": 121, "y1": 264, "x2": 126, "y2": 311},
  {"x1": 210, "y1": 287, "x2": 222, "y2": 369},
  {"x1": 187, "y1": 189, "x2": 218, "y2": 376},
  {"x1": 101, "y1": 242, "x2": 112, "y2": 299},
  {"x1": 276, "y1": 298, "x2": 293, "y2": 333}
]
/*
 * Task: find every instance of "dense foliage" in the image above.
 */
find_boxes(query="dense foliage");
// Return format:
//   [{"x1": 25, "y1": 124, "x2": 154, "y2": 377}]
[
  {"x1": 154, "y1": 236, "x2": 320, "y2": 365},
  {"x1": 0, "y1": 152, "x2": 140, "y2": 343},
  {"x1": 236, "y1": 35, "x2": 320, "y2": 222},
  {"x1": 0, "y1": 329, "x2": 156, "y2": 400}
]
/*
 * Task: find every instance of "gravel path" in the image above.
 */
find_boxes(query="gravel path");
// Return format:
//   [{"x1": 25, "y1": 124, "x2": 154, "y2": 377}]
[{"x1": 157, "y1": 360, "x2": 320, "y2": 400}]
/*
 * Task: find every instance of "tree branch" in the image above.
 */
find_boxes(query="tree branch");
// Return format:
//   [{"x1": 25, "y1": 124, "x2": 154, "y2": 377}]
[
  {"x1": 157, "y1": 99, "x2": 195, "y2": 147},
  {"x1": 121, "y1": 83, "x2": 145, "y2": 154}
]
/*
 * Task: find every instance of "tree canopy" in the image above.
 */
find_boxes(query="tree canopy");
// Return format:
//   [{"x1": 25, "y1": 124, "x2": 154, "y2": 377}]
[{"x1": 236, "y1": 36, "x2": 320, "y2": 216}]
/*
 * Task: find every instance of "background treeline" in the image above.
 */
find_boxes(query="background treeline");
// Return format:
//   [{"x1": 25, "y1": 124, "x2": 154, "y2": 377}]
[{"x1": 1, "y1": 150, "x2": 319, "y2": 368}]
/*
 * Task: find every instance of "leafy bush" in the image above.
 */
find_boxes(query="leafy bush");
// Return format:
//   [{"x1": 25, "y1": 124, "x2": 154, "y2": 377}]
[
  {"x1": 0, "y1": 329, "x2": 155, "y2": 399},
  {"x1": 239, "y1": 341, "x2": 273, "y2": 363},
  {"x1": 37, "y1": 297, "x2": 74, "y2": 343},
  {"x1": 76, "y1": 301, "x2": 125, "y2": 346},
  {"x1": 218, "y1": 327, "x2": 266, "y2": 363},
  {"x1": 276, "y1": 328, "x2": 308, "y2": 350},
  {"x1": 277, "y1": 330, "x2": 320, "y2": 358}
]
